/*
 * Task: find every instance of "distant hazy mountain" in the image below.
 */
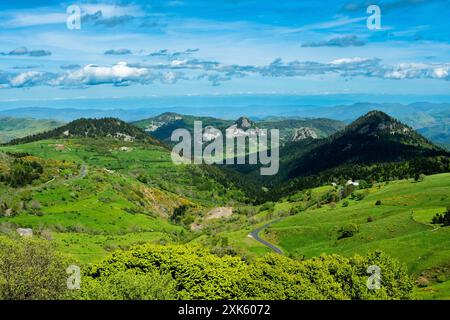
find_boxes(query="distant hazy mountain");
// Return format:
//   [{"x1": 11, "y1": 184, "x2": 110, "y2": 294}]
[
  {"x1": 0, "y1": 117, "x2": 64, "y2": 143},
  {"x1": 0, "y1": 108, "x2": 164, "y2": 122}
]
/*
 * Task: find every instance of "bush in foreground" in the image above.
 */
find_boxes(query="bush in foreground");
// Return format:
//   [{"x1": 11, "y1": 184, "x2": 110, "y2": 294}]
[
  {"x1": 0, "y1": 237, "x2": 413, "y2": 300},
  {"x1": 86, "y1": 244, "x2": 414, "y2": 300},
  {"x1": 77, "y1": 269, "x2": 177, "y2": 300},
  {"x1": 0, "y1": 236, "x2": 69, "y2": 300}
]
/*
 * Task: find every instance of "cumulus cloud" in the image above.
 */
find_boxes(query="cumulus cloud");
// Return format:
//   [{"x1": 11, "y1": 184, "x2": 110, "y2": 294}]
[
  {"x1": 0, "y1": 47, "x2": 51, "y2": 57},
  {"x1": 2, "y1": 57, "x2": 450, "y2": 89},
  {"x1": 198, "y1": 73, "x2": 232, "y2": 86},
  {"x1": 104, "y1": 48, "x2": 132, "y2": 55},
  {"x1": 7, "y1": 71, "x2": 55, "y2": 88},
  {"x1": 302, "y1": 35, "x2": 366, "y2": 47},
  {"x1": 381, "y1": 63, "x2": 450, "y2": 80},
  {"x1": 58, "y1": 62, "x2": 151, "y2": 86}
]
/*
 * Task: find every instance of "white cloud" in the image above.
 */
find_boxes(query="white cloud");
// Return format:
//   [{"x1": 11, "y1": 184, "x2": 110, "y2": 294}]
[
  {"x1": 9, "y1": 71, "x2": 52, "y2": 87},
  {"x1": 2, "y1": 58, "x2": 450, "y2": 89},
  {"x1": 60, "y1": 62, "x2": 150, "y2": 86},
  {"x1": 381, "y1": 63, "x2": 450, "y2": 80},
  {"x1": 331, "y1": 57, "x2": 371, "y2": 65}
]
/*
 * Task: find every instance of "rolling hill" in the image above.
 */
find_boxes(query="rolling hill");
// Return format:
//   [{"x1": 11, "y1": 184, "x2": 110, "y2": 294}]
[
  {"x1": 0, "y1": 117, "x2": 64, "y2": 143},
  {"x1": 5, "y1": 118, "x2": 161, "y2": 146}
]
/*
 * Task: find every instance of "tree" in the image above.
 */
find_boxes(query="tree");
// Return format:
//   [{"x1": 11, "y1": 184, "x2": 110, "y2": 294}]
[{"x1": 431, "y1": 207, "x2": 450, "y2": 226}]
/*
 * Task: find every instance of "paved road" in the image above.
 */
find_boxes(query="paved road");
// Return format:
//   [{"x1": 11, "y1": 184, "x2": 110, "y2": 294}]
[{"x1": 248, "y1": 218, "x2": 284, "y2": 254}]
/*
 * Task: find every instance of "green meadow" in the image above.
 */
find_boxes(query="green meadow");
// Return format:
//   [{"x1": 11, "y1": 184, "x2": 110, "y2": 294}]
[
  {"x1": 264, "y1": 173, "x2": 450, "y2": 274},
  {"x1": 0, "y1": 138, "x2": 244, "y2": 206}
]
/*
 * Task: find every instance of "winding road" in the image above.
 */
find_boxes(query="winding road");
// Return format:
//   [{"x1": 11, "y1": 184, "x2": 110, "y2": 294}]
[
  {"x1": 248, "y1": 218, "x2": 284, "y2": 254},
  {"x1": 24, "y1": 163, "x2": 88, "y2": 192}
]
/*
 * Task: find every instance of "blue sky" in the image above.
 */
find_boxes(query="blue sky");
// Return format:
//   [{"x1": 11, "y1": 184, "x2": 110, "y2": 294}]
[{"x1": 1, "y1": 0, "x2": 450, "y2": 106}]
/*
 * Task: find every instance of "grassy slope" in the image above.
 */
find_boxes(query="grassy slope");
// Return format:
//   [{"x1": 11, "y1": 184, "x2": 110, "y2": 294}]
[
  {"x1": 266, "y1": 173, "x2": 450, "y2": 275},
  {"x1": 0, "y1": 117, "x2": 63, "y2": 143},
  {"x1": 220, "y1": 185, "x2": 335, "y2": 255},
  {"x1": 218, "y1": 174, "x2": 450, "y2": 299},
  {"x1": 415, "y1": 280, "x2": 450, "y2": 300},
  {"x1": 0, "y1": 138, "x2": 244, "y2": 206},
  {"x1": 0, "y1": 139, "x2": 201, "y2": 263},
  {"x1": 0, "y1": 137, "x2": 249, "y2": 263},
  {"x1": 272, "y1": 174, "x2": 450, "y2": 299},
  {"x1": 0, "y1": 164, "x2": 187, "y2": 263}
]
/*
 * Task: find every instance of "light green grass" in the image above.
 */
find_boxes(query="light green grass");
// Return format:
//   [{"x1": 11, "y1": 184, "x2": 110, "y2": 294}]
[
  {"x1": 415, "y1": 280, "x2": 450, "y2": 300},
  {"x1": 52, "y1": 231, "x2": 174, "y2": 264},
  {"x1": 0, "y1": 138, "x2": 243, "y2": 206},
  {"x1": 267, "y1": 173, "x2": 450, "y2": 275}
]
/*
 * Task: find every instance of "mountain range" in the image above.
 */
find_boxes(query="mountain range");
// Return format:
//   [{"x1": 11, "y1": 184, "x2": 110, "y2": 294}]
[
  {"x1": 1, "y1": 102, "x2": 448, "y2": 147},
  {"x1": 132, "y1": 112, "x2": 345, "y2": 145}
]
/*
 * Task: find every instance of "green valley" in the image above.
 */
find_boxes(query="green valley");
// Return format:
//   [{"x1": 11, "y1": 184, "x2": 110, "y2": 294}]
[{"x1": 0, "y1": 111, "x2": 449, "y2": 300}]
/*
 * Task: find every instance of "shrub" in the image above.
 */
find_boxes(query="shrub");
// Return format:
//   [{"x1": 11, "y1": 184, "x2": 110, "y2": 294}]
[
  {"x1": 87, "y1": 244, "x2": 249, "y2": 300},
  {"x1": 77, "y1": 269, "x2": 177, "y2": 300},
  {"x1": 367, "y1": 216, "x2": 374, "y2": 223},
  {"x1": 338, "y1": 223, "x2": 359, "y2": 239},
  {"x1": 416, "y1": 276, "x2": 429, "y2": 288},
  {"x1": 414, "y1": 173, "x2": 426, "y2": 182},
  {"x1": 260, "y1": 202, "x2": 275, "y2": 212},
  {"x1": 0, "y1": 236, "x2": 69, "y2": 300},
  {"x1": 85, "y1": 244, "x2": 413, "y2": 300},
  {"x1": 375, "y1": 200, "x2": 382, "y2": 206}
]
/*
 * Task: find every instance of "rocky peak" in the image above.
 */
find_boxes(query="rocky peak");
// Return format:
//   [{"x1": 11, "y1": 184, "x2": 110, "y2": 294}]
[
  {"x1": 235, "y1": 116, "x2": 252, "y2": 130},
  {"x1": 292, "y1": 127, "x2": 318, "y2": 141}
]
